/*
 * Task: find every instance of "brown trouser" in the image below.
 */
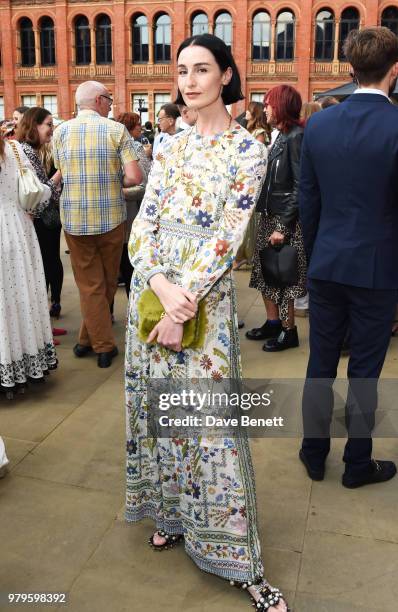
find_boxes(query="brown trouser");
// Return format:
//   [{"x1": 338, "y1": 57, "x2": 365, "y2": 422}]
[{"x1": 65, "y1": 223, "x2": 125, "y2": 353}]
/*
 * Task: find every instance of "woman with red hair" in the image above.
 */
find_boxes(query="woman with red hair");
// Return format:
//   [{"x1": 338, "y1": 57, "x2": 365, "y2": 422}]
[{"x1": 247, "y1": 85, "x2": 307, "y2": 351}]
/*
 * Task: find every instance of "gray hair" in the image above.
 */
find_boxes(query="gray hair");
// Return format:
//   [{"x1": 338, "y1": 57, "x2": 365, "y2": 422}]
[{"x1": 75, "y1": 81, "x2": 107, "y2": 108}]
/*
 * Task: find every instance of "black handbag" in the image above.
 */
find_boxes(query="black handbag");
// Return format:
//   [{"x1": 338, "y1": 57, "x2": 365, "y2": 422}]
[
  {"x1": 259, "y1": 243, "x2": 298, "y2": 288},
  {"x1": 41, "y1": 200, "x2": 61, "y2": 229}
]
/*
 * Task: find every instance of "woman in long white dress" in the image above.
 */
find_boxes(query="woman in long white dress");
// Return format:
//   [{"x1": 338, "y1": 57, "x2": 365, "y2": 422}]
[
  {"x1": 0, "y1": 134, "x2": 57, "y2": 398},
  {"x1": 125, "y1": 35, "x2": 287, "y2": 611}
]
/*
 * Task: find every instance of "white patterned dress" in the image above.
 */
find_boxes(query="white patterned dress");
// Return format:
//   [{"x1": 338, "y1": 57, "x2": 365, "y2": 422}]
[
  {"x1": 125, "y1": 125, "x2": 267, "y2": 581},
  {"x1": 0, "y1": 141, "x2": 57, "y2": 391}
]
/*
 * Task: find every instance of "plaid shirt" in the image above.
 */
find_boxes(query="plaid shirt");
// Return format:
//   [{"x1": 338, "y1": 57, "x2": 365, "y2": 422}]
[{"x1": 53, "y1": 110, "x2": 137, "y2": 235}]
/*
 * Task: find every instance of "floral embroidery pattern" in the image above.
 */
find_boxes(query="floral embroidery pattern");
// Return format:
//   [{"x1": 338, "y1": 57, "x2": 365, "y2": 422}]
[{"x1": 126, "y1": 125, "x2": 267, "y2": 582}]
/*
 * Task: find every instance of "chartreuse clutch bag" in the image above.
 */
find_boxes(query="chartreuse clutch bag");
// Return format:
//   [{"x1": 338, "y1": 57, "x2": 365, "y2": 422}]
[{"x1": 137, "y1": 288, "x2": 207, "y2": 350}]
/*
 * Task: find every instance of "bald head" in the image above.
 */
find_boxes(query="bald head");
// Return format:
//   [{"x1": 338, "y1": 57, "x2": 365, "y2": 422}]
[
  {"x1": 75, "y1": 81, "x2": 113, "y2": 117},
  {"x1": 76, "y1": 81, "x2": 107, "y2": 107}
]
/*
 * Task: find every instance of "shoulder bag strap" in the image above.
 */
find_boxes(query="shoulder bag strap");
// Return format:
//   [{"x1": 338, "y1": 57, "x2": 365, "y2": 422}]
[{"x1": 8, "y1": 140, "x2": 24, "y2": 173}]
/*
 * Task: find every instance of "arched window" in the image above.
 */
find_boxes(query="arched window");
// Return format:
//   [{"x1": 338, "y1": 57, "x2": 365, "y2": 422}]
[
  {"x1": 381, "y1": 6, "x2": 398, "y2": 37},
  {"x1": 339, "y1": 8, "x2": 359, "y2": 60},
  {"x1": 132, "y1": 15, "x2": 149, "y2": 63},
  {"x1": 214, "y1": 12, "x2": 232, "y2": 49},
  {"x1": 191, "y1": 12, "x2": 209, "y2": 36},
  {"x1": 75, "y1": 16, "x2": 91, "y2": 65},
  {"x1": 315, "y1": 9, "x2": 335, "y2": 61},
  {"x1": 96, "y1": 14, "x2": 112, "y2": 64},
  {"x1": 40, "y1": 17, "x2": 55, "y2": 66},
  {"x1": 276, "y1": 10, "x2": 295, "y2": 60},
  {"x1": 20, "y1": 18, "x2": 35, "y2": 67},
  {"x1": 154, "y1": 14, "x2": 171, "y2": 63},
  {"x1": 252, "y1": 12, "x2": 271, "y2": 61}
]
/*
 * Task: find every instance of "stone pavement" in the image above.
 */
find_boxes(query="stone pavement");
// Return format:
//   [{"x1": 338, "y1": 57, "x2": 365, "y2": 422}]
[{"x1": 1, "y1": 251, "x2": 398, "y2": 612}]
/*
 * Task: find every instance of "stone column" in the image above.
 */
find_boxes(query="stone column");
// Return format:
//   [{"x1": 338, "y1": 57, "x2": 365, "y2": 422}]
[
  {"x1": 34, "y1": 27, "x2": 41, "y2": 76},
  {"x1": 172, "y1": 0, "x2": 186, "y2": 95},
  {"x1": 364, "y1": 1, "x2": 378, "y2": 26},
  {"x1": 296, "y1": 2, "x2": 312, "y2": 101},
  {"x1": 332, "y1": 20, "x2": 340, "y2": 75},
  {"x1": 269, "y1": 19, "x2": 276, "y2": 75},
  {"x1": 90, "y1": 24, "x2": 96, "y2": 68},
  {"x1": 0, "y1": 1, "x2": 17, "y2": 114},
  {"x1": 114, "y1": 0, "x2": 127, "y2": 114},
  {"x1": 234, "y1": 0, "x2": 248, "y2": 115},
  {"x1": 55, "y1": 0, "x2": 71, "y2": 119}
]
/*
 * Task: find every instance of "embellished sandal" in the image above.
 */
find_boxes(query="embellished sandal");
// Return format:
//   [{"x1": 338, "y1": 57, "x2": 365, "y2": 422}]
[
  {"x1": 230, "y1": 578, "x2": 289, "y2": 611},
  {"x1": 148, "y1": 530, "x2": 184, "y2": 551}
]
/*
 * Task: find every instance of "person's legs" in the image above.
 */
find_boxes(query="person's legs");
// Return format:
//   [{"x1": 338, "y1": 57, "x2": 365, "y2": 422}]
[
  {"x1": 264, "y1": 297, "x2": 279, "y2": 320},
  {"x1": 97, "y1": 223, "x2": 124, "y2": 309},
  {"x1": 343, "y1": 287, "x2": 397, "y2": 477},
  {"x1": 64, "y1": 230, "x2": 116, "y2": 353},
  {"x1": 301, "y1": 279, "x2": 348, "y2": 469},
  {"x1": 120, "y1": 243, "x2": 133, "y2": 297},
  {"x1": 47, "y1": 226, "x2": 64, "y2": 305},
  {"x1": 34, "y1": 218, "x2": 51, "y2": 292}
]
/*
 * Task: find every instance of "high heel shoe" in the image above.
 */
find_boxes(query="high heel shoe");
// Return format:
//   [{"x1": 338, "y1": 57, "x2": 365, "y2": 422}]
[{"x1": 50, "y1": 303, "x2": 61, "y2": 318}]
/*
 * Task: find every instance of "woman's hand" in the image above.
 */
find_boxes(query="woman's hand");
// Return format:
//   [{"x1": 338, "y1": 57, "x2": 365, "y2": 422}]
[
  {"x1": 147, "y1": 316, "x2": 184, "y2": 352},
  {"x1": 269, "y1": 231, "x2": 284, "y2": 245},
  {"x1": 150, "y1": 274, "x2": 197, "y2": 323}
]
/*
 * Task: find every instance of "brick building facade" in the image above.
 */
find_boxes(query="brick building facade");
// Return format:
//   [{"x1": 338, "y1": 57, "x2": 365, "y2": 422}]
[{"x1": 0, "y1": 0, "x2": 397, "y2": 122}]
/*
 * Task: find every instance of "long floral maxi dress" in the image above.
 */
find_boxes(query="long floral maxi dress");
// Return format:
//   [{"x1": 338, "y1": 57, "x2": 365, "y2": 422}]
[{"x1": 125, "y1": 125, "x2": 268, "y2": 582}]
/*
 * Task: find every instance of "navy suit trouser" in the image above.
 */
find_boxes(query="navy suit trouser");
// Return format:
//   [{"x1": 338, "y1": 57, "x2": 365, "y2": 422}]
[{"x1": 302, "y1": 279, "x2": 396, "y2": 476}]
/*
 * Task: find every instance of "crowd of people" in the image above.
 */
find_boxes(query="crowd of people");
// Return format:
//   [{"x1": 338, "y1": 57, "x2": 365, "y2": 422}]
[{"x1": 1, "y1": 25, "x2": 398, "y2": 611}]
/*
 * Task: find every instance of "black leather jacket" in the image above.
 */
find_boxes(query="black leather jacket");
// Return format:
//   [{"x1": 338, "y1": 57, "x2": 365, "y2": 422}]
[{"x1": 256, "y1": 125, "x2": 304, "y2": 230}]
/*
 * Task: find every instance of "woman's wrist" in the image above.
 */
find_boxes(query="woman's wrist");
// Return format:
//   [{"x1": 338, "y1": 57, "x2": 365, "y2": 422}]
[{"x1": 149, "y1": 273, "x2": 169, "y2": 296}]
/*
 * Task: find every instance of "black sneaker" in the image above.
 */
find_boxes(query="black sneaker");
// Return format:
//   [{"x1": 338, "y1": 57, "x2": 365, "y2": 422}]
[
  {"x1": 299, "y1": 449, "x2": 325, "y2": 481},
  {"x1": 97, "y1": 346, "x2": 118, "y2": 368},
  {"x1": 263, "y1": 326, "x2": 299, "y2": 352},
  {"x1": 73, "y1": 344, "x2": 92, "y2": 358},
  {"x1": 246, "y1": 320, "x2": 282, "y2": 341},
  {"x1": 342, "y1": 459, "x2": 397, "y2": 489}
]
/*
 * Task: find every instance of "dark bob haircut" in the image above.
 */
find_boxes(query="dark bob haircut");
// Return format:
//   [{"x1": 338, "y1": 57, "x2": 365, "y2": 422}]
[{"x1": 175, "y1": 34, "x2": 244, "y2": 106}]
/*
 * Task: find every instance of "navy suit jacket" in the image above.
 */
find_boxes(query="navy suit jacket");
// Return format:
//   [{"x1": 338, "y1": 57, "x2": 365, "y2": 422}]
[{"x1": 299, "y1": 93, "x2": 398, "y2": 290}]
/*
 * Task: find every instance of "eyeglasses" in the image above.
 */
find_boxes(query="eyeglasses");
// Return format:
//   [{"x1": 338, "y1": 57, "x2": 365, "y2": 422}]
[
  {"x1": 100, "y1": 94, "x2": 113, "y2": 104},
  {"x1": 158, "y1": 115, "x2": 169, "y2": 122}
]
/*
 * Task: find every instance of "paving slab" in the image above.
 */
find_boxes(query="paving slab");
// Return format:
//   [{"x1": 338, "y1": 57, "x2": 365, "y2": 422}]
[
  {"x1": 296, "y1": 531, "x2": 398, "y2": 611},
  {"x1": 62, "y1": 516, "x2": 299, "y2": 612},
  {"x1": 0, "y1": 475, "x2": 122, "y2": 594},
  {"x1": 13, "y1": 375, "x2": 125, "y2": 494}
]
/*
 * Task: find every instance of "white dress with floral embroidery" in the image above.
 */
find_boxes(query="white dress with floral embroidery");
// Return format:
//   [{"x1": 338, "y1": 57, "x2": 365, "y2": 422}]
[{"x1": 126, "y1": 125, "x2": 268, "y2": 582}]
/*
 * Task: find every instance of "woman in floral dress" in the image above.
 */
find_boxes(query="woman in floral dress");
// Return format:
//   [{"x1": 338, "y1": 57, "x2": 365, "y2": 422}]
[{"x1": 125, "y1": 34, "x2": 287, "y2": 611}]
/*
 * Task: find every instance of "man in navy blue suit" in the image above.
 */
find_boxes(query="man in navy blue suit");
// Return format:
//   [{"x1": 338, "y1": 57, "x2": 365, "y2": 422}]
[{"x1": 299, "y1": 27, "x2": 398, "y2": 488}]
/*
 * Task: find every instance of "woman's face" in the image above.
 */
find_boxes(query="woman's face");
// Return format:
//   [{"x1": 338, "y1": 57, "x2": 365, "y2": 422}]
[
  {"x1": 37, "y1": 115, "x2": 54, "y2": 144},
  {"x1": 245, "y1": 109, "x2": 252, "y2": 121},
  {"x1": 131, "y1": 122, "x2": 142, "y2": 140},
  {"x1": 264, "y1": 101, "x2": 273, "y2": 125},
  {"x1": 177, "y1": 45, "x2": 232, "y2": 111},
  {"x1": 12, "y1": 110, "x2": 24, "y2": 128}
]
